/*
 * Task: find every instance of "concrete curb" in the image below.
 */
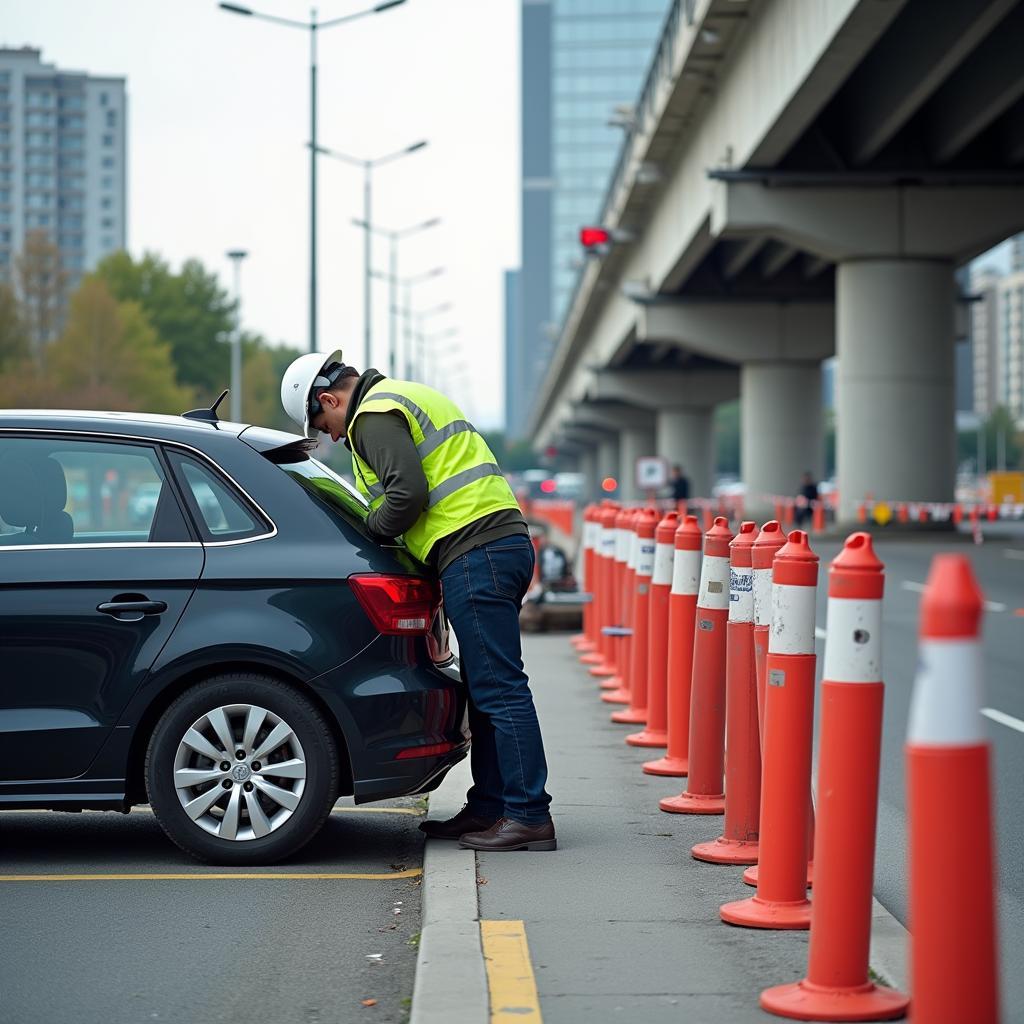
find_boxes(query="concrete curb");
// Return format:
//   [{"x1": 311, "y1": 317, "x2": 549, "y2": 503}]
[
  {"x1": 410, "y1": 757, "x2": 488, "y2": 1024},
  {"x1": 870, "y1": 896, "x2": 910, "y2": 992}
]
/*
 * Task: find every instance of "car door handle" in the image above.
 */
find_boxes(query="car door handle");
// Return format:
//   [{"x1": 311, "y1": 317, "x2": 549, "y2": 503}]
[{"x1": 97, "y1": 599, "x2": 168, "y2": 617}]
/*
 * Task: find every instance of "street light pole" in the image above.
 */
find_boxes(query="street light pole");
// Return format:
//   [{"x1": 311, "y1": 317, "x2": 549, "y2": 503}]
[
  {"x1": 316, "y1": 140, "x2": 427, "y2": 368},
  {"x1": 219, "y1": 0, "x2": 409, "y2": 354},
  {"x1": 226, "y1": 249, "x2": 249, "y2": 422}
]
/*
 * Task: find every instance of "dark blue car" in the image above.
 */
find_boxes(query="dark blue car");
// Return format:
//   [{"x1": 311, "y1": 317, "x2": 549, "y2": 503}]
[{"x1": 0, "y1": 408, "x2": 468, "y2": 864}]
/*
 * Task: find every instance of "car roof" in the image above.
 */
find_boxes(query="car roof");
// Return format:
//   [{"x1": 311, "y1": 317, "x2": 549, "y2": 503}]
[{"x1": 0, "y1": 409, "x2": 287, "y2": 445}]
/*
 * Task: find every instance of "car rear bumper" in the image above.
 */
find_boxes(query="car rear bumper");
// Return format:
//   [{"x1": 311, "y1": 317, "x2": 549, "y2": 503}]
[{"x1": 310, "y1": 642, "x2": 470, "y2": 804}]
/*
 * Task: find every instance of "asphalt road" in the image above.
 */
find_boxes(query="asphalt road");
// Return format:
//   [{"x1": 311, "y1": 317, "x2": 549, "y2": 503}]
[
  {"x1": 0, "y1": 798, "x2": 426, "y2": 1024},
  {"x1": 809, "y1": 533, "x2": 1023, "y2": 1018}
]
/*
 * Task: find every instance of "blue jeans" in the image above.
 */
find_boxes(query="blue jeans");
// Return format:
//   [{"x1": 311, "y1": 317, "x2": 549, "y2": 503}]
[{"x1": 440, "y1": 536, "x2": 552, "y2": 826}]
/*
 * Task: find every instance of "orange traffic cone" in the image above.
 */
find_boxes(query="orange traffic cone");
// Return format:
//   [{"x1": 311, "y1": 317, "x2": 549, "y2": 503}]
[
  {"x1": 659, "y1": 517, "x2": 733, "y2": 814},
  {"x1": 643, "y1": 514, "x2": 702, "y2": 776},
  {"x1": 602, "y1": 508, "x2": 637, "y2": 704},
  {"x1": 721, "y1": 531, "x2": 818, "y2": 928},
  {"x1": 613, "y1": 508, "x2": 659, "y2": 725},
  {"x1": 628, "y1": 511, "x2": 678, "y2": 747},
  {"x1": 693, "y1": 521, "x2": 761, "y2": 864},
  {"x1": 906, "y1": 555, "x2": 999, "y2": 1024},
  {"x1": 745, "y1": 520, "x2": 814, "y2": 892},
  {"x1": 575, "y1": 505, "x2": 600, "y2": 659},
  {"x1": 589, "y1": 503, "x2": 619, "y2": 679},
  {"x1": 760, "y1": 533, "x2": 909, "y2": 1020}
]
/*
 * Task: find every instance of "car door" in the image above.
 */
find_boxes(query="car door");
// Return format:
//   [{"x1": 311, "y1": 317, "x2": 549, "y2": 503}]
[{"x1": 0, "y1": 433, "x2": 204, "y2": 783}]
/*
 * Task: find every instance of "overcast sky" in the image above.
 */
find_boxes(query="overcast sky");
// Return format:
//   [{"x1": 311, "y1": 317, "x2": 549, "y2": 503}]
[{"x1": 4, "y1": 0, "x2": 519, "y2": 427}]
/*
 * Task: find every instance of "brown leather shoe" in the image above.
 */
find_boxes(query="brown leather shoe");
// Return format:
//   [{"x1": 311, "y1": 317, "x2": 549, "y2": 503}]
[
  {"x1": 458, "y1": 817, "x2": 557, "y2": 852},
  {"x1": 419, "y1": 805, "x2": 499, "y2": 841}
]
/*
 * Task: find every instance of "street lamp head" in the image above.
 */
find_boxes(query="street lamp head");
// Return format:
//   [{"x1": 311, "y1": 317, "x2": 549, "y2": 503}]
[
  {"x1": 226, "y1": 249, "x2": 249, "y2": 261},
  {"x1": 219, "y1": 2, "x2": 254, "y2": 14},
  {"x1": 406, "y1": 140, "x2": 428, "y2": 154},
  {"x1": 421, "y1": 217, "x2": 441, "y2": 230},
  {"x1": 374, "y1": 0, "x2": 407, "y2": 11}
]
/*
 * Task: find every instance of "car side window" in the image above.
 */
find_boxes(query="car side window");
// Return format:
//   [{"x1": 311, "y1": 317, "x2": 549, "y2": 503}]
[
  {"x1": 0, "y1": 436, "x2": 190, "y2": 546},
  {"x1": 168, "y1": 453, "x2": 269, "y2": 543}
]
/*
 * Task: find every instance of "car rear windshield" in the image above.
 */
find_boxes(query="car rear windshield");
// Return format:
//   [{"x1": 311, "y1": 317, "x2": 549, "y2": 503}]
[{"x1": 276, "y1": 453, "x2": 370, "y2": 526}]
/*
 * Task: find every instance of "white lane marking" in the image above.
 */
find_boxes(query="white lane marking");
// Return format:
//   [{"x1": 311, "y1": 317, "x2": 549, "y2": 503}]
[
  {"x1": 981, "y1": 707, "x2": 1024, "y2": 735},
  {"x1": 814, "y1": 627, "x2": 827, "y2": 640},
  {"x1": 901, "y1": 580, "x2": 1006, "y2": 613},
  {"x1": 1003, "y1": 549, "x2": 1024, "y2": 561}
]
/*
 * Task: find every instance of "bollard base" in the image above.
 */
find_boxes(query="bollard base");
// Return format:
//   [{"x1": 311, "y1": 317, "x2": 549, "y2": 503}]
[
  {"x1": 691, "y1": 836, "x2": 759, "y2": 865},
  {"x1": 570, "y1": 633, "x2": 590, "y2": 648},
  {"x1": 600, "y1": 686, "x2": 630, "y2": 704},
  {"x1": 744, "y1": 862, "x2": 813, "y2": 888},
  {"x1": 588, "y1": 661, "x2": 615, "y2": 678},
  {"x1": 643, "y1": 754, "x2": 688, "y2": 777},
  {"x1": 579, "y1": 651, "x2": 603, "y2": 665},
  {"x1": 659, "y1": 791, "x2": 725, "y2": 815},
  {"x1": 760, "y1": 979, "x2": 909, "y2": 1021},
  {"x1": 625, "y1": 727, "x2": 668, "y2": 748},
  {"x1": 720, "y1": 894, "x2": 811, "y2": 930},
  {"x1": 610, "y1": 707, "x2": 646, "y2": 724}
]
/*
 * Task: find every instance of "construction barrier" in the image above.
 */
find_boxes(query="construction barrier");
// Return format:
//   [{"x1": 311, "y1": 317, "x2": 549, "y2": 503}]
[
  {"x1": 659, "y1": 517, "x2": 732, "y2": 815},
  {"x1": 721, "y1": 531, "x2": 818, "y2": 929},
  {"x1": 906, "y1": 555, "x2": 999, "y2": 1024},
  {"x1": 524, "y1": 498, "x2": 576, "y2": 537},
  {"x1": 642, "y1": 514, "x2": 702, "y2": 777},
  {"x1": 760, "y1": 533, "x2": 909, "y2": 1020},
  {"x1": 854, "y1": 498, "x2": 1024, "y2": 527},
  {"x1": 627, "y1": 511, "x2": 678, "y2": 748},
  {"x1": 612, "y1": 509, "x2": 658, "y2": 726},
  {"x1": 693, "y1": 521, "x2": 761, "y2": 865}
]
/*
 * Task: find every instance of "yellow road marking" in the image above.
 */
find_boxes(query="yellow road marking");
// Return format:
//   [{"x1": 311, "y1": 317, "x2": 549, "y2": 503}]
[
  {"x1": 0, "y1": 867, "x2": 423, "y2": 882},
  {"x1": 480, "y1": 920, "x2": 543, "y2": 1022},
  {"x1": 0, "y1": 805, "x2": 424, "y2": 817}
]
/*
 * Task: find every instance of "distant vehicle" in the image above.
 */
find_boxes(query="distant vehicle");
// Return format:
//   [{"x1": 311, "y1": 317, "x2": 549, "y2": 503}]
[{"x1": 0, "y1": 410, "x2": 468, "y2": 864}]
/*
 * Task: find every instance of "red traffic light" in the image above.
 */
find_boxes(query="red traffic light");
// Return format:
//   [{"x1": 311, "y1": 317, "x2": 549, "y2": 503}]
[
  {"x1": 580, "y1": 226, "x2": 611, "y2": 248},
  {"x1": 540, "y1": 479, "x2": 556, "y2": 494}
]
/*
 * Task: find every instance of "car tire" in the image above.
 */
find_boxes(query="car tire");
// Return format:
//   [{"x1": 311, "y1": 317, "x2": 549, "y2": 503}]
[{"x1": 146, "y1": 673, "x2": 339, "y2": 865}]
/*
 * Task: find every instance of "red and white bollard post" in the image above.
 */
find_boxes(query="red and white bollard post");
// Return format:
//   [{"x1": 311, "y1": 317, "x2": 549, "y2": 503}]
[
  {"x1": 721, "y1": 531, "x2": 818, "y2": 928},
  {"x1": 760, "y1": 533, "x2": 909, "y2": 1020},
  {"x1": 603, "y1": 509, "x2": 638, "y2": 704},
  {"x1": 692, "y1": 521, "x2": 761, "y2": 864},
  {"x1": 642, "y1": 514, "x2": 702, "y2": 777},
  {"x1": 659, "y1": 517, "x2": 733, "y2": 815},
  {"x1": 906, "y1": 555, "x2": 999, "y2": 1024},
  {"x1": 612, "y1": 508, "x2": 658, "y2": 726},
  {"x1": 628, "y1": 510, "x2": 678, "y2": 748},
  {"x1": 575, "y1": 505, "x2": 602, "y2": 661},
  {"x1": 589, "y1": 504, "x2": 619, "y2": 681}
]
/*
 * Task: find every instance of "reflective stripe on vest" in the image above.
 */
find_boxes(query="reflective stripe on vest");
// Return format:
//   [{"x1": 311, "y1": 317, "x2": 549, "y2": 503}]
[{"x1": 427, "y1": 463, "x2": 503, "y2": 508}]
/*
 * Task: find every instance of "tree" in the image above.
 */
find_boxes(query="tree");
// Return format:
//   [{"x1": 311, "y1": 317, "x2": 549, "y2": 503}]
[
  {"x1": 94, "y1": 251, "x2": 234, "y2": 401},
  {"x1": 0, "y1": 281, "x2": 30, "y2": 371},
  {"x1": 15, "y1": 229, "x2": 69, "y2": 362},
  {"x1": 239, "y1": 333, "x2": 304, "y2": 430},
  {"x1": 44, "y1": 277, "x2": 193, "y2": 414}
]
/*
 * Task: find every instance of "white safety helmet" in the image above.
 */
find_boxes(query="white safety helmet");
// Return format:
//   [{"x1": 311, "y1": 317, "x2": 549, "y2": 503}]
[{"x1": 280, "y1": 349, "x2": 351, "y2": 438}]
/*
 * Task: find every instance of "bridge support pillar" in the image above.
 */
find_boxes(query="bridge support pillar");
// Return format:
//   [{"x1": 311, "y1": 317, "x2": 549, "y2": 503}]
[
  {"x1": 836, "y1": 259, "x2": 956, "y2": 521},
  {"x1": 741, "y1": 362, "x2": 824, "y2": 519},
  {"x1": 657, "y1": 407, "x2": 714, "y2": 501},
  {"x1": 578, "y1": 447, "x2": 599, "y2": 503},
  {"x1": 619, "y1": 426, "x2": 657, "y2": 502}
]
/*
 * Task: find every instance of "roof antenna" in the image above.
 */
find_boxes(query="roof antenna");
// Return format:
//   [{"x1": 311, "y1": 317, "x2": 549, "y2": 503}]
[{"x1": 183, "y1": 389, "x2": 230, "y2": 424}]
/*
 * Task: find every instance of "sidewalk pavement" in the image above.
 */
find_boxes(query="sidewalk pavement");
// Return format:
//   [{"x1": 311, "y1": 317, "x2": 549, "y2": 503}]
[{"x1": 412, "y1": 632, "x2": 908, "y2": 1024}]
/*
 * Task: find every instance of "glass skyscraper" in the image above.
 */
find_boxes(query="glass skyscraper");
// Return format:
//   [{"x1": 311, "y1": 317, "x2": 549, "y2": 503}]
[
  {"x1": 550, "y1": 0, "x2": 667, "y2": 320},
  {"x1": 506, "y1": 0, "x2": 669, "y2": 437}
]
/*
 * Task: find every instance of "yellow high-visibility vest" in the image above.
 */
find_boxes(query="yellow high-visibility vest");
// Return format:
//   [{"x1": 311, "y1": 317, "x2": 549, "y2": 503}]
[{"x1": 349, "y1": 378, "x2": 520, "y2": 563}]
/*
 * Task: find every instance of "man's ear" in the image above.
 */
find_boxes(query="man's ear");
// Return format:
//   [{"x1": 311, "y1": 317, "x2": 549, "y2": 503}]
[{"x1": 320, "y1": 391, "x2": 339, "y2": 410}]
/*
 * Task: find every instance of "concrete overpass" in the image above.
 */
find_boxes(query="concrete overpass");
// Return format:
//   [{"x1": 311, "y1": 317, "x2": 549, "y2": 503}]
[{"x1": 529, "y1": 0, "x2": 1024, "y2": 515}]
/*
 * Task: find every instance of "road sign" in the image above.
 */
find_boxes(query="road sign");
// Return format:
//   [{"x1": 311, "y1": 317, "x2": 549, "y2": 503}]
[{"x1": 636, "y1": 456, "x2": 668, "y2": 492}]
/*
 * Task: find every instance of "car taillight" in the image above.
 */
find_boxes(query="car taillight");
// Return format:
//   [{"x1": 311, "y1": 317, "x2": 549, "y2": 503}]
[{"x1": 348, "y1": 574, "x2": 441, "y2": 636}]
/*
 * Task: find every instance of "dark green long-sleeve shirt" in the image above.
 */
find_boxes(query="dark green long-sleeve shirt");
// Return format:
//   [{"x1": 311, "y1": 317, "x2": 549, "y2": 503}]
[{"x1": 345, "y1": 369, "x2": 528, "y2": 574}]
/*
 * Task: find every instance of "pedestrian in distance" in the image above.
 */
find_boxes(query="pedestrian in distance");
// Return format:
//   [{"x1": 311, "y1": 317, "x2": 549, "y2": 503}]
[
  {"x1": 795, "y1": 471, "x2": 819, "y2": 528},
  {"x1": 280, "y1": 351, "x2": 556, "y2": 852},
  {"x1": 669, "y1": 464, "x2": 691, "y2": 503}
]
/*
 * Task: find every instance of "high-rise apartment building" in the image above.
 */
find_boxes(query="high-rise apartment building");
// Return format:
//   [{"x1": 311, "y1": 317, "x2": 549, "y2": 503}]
[
  {"x1": 0, "y1": 47, "x2": 127, "y2": 290},
  {"x1": 506, "y1": 0, "x2": 668, "y2": 437}
]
